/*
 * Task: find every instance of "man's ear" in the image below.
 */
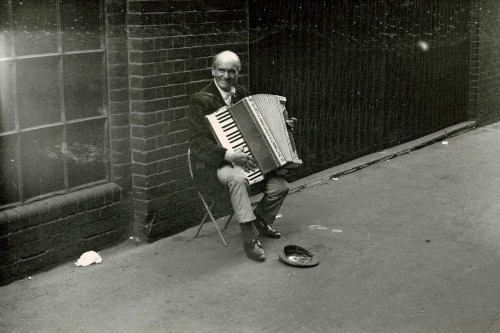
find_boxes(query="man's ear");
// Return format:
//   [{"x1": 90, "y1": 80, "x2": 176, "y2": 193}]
[{"x1": 211, "y1": 68, "x2": 216, "y2": 77}]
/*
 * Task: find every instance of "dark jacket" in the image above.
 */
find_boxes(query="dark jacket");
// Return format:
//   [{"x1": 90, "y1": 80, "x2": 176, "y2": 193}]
[{"x1": 187, "y1": 81, "x2": 249, "y2": 197}]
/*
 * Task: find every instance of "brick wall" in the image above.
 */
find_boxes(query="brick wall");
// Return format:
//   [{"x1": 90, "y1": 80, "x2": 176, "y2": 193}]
[
  {"x1": 469, "y1": 0, "x2": 500, "y2": 125},
  {"x1": 127, "y1": 0, "x2": 249, "y2": 240},
  {"x1": 0, "y1": 184, "x2": 127, "y2": 285},
  {"x1": 0, "y1": 0, "x2": 132, "y2": 285}
]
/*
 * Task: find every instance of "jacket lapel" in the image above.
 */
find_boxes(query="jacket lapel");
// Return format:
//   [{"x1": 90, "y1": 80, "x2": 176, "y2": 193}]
[
  {"x1": 202, "y1": 81, "x2": 248, "y2": 107},
  {"x1": 203, "y1": 81, "x2": 226, "y2": 107}
]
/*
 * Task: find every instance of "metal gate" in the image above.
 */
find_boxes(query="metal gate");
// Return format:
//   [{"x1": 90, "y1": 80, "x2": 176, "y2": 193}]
[{"x1": 249, "y1": 0, "x2": 471, "y2": 179}]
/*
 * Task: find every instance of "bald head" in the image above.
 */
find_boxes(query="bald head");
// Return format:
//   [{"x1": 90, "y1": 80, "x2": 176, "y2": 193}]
[
  {"x1": 211, "y1": 50, "x2": 241, "y2": 92},
  {"x1": 212, "y1": 51, "x2": 241, "y2": 71}
]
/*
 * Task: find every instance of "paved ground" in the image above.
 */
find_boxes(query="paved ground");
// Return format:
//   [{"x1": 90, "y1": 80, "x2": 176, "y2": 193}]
[{"x1": 1, "y1": 121, "x2": 500, "y2": 333}]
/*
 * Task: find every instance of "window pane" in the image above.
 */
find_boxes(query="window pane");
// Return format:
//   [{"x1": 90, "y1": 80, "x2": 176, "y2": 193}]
[
  {"x1": 0, "y1": 135, "x2": 19, "y2": 205},
  {"x1": 12, "y1": 0, "x2": 58, "y2": 56},
  {"x1": 64, "y1": 53, "x2": 105, "y2": 120},
  {"x1": 0, "y1": 2, "x2": 12, "y2": 58},
  {"x1": 0, "y1": 60, "x2": 15, "y2": 132},
  {"x1": 67, "y1": 119, "x2": 107, "y2": 187},
  {"x1": 16, "y1": 57, "x2": 61, "y2": 129},
  {"x1": 61, "y1": 0, "x2": 102, "y2": 52},
  {"x1": 21, "y1": 126, "x2": 65, "y2": 199}
]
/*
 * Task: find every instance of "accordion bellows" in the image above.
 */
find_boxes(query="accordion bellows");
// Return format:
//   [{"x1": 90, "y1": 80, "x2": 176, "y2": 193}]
[{"x1": 206, "y1": 94, "x2": 302, "y2": 184}]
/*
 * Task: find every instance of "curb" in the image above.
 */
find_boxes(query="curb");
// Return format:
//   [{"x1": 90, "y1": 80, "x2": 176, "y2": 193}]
[{"x1": 289, "y1": 120, "x2": 477, "y2": 194}]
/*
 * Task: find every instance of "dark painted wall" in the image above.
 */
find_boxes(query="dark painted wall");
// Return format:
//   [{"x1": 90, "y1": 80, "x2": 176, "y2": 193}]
[{"x1": 249, "y1": 0, "x2": 472, "y2": 179}]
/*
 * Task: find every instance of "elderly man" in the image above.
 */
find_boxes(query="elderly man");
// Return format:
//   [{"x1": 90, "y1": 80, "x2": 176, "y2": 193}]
[{"x1": 187, "y1": 50, "x2": 290, "y2": 262}]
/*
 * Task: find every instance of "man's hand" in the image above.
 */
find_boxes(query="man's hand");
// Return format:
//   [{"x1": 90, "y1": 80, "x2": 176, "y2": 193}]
[
  {"x1": 286, "y1": 117, "x2": 298, "y2": 132},
  {"x1": 225, "y1": 148, "x2": 257, "y2": 172}
]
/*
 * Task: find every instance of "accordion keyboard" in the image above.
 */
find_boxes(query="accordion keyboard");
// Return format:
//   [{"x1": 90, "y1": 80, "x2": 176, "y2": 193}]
[{"x1": 209, "y1": 108, "x2": 264, "y2": 185}]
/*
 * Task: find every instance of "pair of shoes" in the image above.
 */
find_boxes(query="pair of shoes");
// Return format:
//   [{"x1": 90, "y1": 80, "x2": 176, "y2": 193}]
[
  {"x1": 254, "y1": 220, "x2": 281, "y2": 239},
  {"x1": 243, "y1": 238, "x2": 266, "y2": 262}
]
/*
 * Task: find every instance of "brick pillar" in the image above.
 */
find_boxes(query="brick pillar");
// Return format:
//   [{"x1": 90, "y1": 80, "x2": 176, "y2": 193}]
[
  {"x1": 469, "y1": 0, "x2": 500, "y2": 125},
  {"x1": 127, "y1": 0, "x2": 250, "y2": 241},
  {"x1": 106, "y1": 0, "x2": 132, "y2": 192}
]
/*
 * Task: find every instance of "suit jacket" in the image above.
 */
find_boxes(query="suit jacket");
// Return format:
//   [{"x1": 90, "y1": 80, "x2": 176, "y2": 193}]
[{"x1": 187, "y1": 81, "x2": 249, "y2": 197}]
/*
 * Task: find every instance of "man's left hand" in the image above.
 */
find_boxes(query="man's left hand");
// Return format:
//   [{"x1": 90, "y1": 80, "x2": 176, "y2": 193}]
[{"x1": 286, "y1": 117, "x2": 298, "y2": 132}]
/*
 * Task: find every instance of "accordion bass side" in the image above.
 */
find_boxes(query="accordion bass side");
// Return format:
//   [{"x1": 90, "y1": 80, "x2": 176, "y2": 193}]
[{"x1": 206, "y1": 94, "x2": 302, "y2": 185}]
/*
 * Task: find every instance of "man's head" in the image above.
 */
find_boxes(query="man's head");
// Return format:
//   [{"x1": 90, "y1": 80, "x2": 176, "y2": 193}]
[{"x1": 212, "y1": 51, "x2": 241, "y2": 92}]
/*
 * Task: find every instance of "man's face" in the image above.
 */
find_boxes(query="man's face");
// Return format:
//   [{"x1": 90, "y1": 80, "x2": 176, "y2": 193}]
[{"x1": 212, "y1": 59, "x2": 239, "y2": 92}]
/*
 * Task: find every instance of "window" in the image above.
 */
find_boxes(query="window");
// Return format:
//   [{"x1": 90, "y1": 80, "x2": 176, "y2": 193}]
[{"x1": 0, "y1": 0, "x2": 108, "y2": 208}]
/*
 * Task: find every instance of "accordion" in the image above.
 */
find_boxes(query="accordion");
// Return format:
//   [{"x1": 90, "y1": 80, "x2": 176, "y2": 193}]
[{"x1": 206, "y1": 94, "x2": 302, "y2": 185}]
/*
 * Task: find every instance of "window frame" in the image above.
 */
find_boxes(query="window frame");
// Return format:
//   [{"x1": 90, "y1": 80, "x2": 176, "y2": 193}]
[{"x1": 0, "y1": 0, "x2": 110, "y2": 209}]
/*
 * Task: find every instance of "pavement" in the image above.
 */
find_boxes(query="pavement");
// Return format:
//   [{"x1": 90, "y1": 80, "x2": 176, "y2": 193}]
[{"x1": 1, "y1": 120, "x2": 500, "y2": 333}]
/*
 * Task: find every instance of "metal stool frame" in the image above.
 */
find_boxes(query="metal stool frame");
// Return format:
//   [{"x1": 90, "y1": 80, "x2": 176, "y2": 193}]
[{"x1": 188, "y1": 149, "x2": 234, "y2": 246}]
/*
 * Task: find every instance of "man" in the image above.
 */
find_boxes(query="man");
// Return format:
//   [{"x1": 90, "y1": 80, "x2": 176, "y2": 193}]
[{"x1": 188, "y1": 50, "x2": 291, "y2": 262}]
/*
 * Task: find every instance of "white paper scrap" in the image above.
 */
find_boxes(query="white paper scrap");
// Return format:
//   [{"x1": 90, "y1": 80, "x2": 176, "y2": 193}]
[{"x1": 75, "y1": 251, "x2": 102, "y2": 267}]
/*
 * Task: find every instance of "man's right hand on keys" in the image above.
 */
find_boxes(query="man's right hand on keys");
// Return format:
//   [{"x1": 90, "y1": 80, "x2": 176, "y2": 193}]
[{"x1": 225, "y1": 148, "x2": 257, "y2": 172}]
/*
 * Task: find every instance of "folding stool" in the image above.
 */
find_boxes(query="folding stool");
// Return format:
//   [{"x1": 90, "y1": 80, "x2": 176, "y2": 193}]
[{"x1": 188, "y1": 149, "x2": 234, "y2": 246}]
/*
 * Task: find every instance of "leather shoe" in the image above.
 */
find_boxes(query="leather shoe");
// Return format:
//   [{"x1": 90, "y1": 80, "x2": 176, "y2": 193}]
[
  {"x1": 254, "y1": 220, "x2": 281, "y2": 238},
  {"x1": 243, "y1": 239, "x2": 265, "y2": 262}
]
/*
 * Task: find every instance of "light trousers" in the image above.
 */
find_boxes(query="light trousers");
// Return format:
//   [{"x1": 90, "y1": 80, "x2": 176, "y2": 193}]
[{"x1": 217, "y1": 165, "x2": 289, "y2": 224}]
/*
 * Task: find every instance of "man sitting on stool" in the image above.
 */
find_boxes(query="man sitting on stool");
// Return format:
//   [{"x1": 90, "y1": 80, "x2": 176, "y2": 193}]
[{"x1": 187, "y1": 50, "x2": 293, "y2": 262}]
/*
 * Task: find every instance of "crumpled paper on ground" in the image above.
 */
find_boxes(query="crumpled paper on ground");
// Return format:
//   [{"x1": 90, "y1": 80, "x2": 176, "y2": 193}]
[{"x1": 75, "y1": 251, "x2": 102, "y2": 267}]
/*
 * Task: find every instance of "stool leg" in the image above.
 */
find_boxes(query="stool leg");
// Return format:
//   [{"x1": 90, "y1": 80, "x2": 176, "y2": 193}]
[
  {"x1": 194, "y1": 202, "x2": 213, "y2": 238},
  {"x1": 196, "y1": 192, "x2": 228, "y2": 247}
]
